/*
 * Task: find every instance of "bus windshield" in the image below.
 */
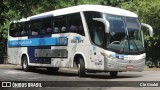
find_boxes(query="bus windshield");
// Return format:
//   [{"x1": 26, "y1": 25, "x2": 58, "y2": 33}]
[{"x1": 106, "y1": 15, "x2": 144, "y2": 54}]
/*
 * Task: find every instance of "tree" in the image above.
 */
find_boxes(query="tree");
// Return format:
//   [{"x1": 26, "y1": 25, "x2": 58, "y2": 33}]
[
  {"x1": 100, "y1": 0, "x2": 133, "y2": 7},
  {"x1": 74, "y1": 0, "x2": 78, "y2": 5}
]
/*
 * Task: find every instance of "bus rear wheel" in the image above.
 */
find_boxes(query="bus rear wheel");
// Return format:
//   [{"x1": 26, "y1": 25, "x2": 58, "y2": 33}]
[
  {"x1": 22, "y1": 56, "x2": 30, "y2": 71},
  {"x1": 156, "y1": 61, "x2": 160, "y2": 68},
  {"x1": 78, "y1": 57, "x2": 85, "y2": 77},
  {"x1": 110, "y1": 71, "x2": 118, "y2": 78}
]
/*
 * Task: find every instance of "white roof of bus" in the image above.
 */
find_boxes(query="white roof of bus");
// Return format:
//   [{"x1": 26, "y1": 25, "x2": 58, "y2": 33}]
[{"x1": 27, "y1": 5, "x2": 138, "y2": 20}]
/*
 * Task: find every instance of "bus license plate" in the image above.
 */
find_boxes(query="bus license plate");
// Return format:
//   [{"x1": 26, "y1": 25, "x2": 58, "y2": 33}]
[{"x1": 126, "y1": 65, "x2": 134, "y2": 69}]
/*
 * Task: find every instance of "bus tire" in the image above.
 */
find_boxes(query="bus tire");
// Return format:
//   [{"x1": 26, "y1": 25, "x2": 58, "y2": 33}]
[
  {"x1": 22, "y1": 56, "x2": 30, "y2": 71},
  {"x1": 146, "y1": 60, "x2": 154, "y2": 68},
  {"x1": 78, "y1": 57, "x2": 85, "y2": 77},
  {"x1": 157, "y1": 61, "x2": 160, "y2": 68},
  {"x1": 47, "y1": 67, "x2": 59, "y2": 73},
  {"x1": 110, "y1": 71, "x2": 118, "y2": 78}
]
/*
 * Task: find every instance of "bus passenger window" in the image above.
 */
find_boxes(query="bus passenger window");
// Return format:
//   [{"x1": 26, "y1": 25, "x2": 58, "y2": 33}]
[
  {"x1": 54, "y1": 27, "x2": 60, "y2": 33},
  {"x1": 46, "y1": 28, "x2": 52, "y2": 33},
  {"x1": 9, "y1": 23, "x2": 17, "y2": 37},
  {"x1": 28, "y1": 25, "x2": 32, "y2": 35},
  {"x1": 21, "y1": 22, "x2": 30, "y2": 36},
  {"x1": 61, "y1": 26, "x2": 66, "y2": 32},
  {"x1": 32, "y1": 31, "x2": 38, "y2": 35},
  {"x1": 21, "y1": 30, "x2": 26, "y2": 36},
  {"x1": 70, "y1": 25, "x2": 78, "y2": 32},
  {"x1": 30, "y1": 21, "x2": 40, "y2": 36},
  {"x1": 54, "y1": 16, "x2": 67, "y2": 33},
  {"x1": 41, "y1": 29, "x2": 46, "y2": 34},
  {"x1": 68, "y1": 13, "x2": 85, "y2": 36},
  {"x1": 40, "y1": 18, "x2": 53, "y2": 35},
  {"x1": 15, "y1": 23, "x2": 21, "y2": 37},
  {"x1": 94, "y1": 25, "x2": 104, "y2": 47}
]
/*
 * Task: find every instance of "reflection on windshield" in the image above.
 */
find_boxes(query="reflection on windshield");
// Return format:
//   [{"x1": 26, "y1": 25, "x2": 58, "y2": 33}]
[{"x1": 106, "y1": 15, "x2": 144, "y2": 54}]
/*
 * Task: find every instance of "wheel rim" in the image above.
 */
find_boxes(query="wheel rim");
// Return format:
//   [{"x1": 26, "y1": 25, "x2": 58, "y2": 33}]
[
  {"x1": 158, "y1": 61, "x2": 160, "y2": 67},
  {"x1": 78, "y1": 63, "x2": 80, "y2": 73},
  {"x1": 23, "y1": 60, "x2": 27, "y2": 69}
]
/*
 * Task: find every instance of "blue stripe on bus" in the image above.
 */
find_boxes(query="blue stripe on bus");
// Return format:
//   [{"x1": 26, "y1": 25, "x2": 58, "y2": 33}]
[{"x1": 8, "y1": 37, "x2": 68, "y2": 47}]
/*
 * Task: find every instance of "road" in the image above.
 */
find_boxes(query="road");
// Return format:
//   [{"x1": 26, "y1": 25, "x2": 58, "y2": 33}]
[{"x1": 0, "y1": 64, "x2": 160, "y2": 90}]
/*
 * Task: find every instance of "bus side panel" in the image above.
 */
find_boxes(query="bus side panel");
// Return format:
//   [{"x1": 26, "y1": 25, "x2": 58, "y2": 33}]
[
  {"x1": 8, "y1": 37, "x2": 28, "y2": 65},
  {"x1": 87, "y1": 46, "x2": 105, "y2": 70},
  {"x1": 50, "y1": 34, "x2": 69, "y2": 68},
  {"x1": 8, "y1": 47, "x2": 20, "y2": 64},
  {"x1": 67, "y1": 33, "x2": 89, "y2": 68},
  {"x1": 27, "y1": 35, "x2": 51, "y2": 64}
]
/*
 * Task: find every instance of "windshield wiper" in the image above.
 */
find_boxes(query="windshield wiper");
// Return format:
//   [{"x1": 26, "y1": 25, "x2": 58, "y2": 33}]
[
  {"x1": 130, "y1": 37, "x2": 140, "y2": 54},
  {"x1": 120, "y1": 35, "x2": 127, "y2": 53}
]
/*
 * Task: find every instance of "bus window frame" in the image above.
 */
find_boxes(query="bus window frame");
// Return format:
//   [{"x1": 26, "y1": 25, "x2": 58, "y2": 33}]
[{"x1": 9, "y1": 13, "x2": 86, "y2": 37}]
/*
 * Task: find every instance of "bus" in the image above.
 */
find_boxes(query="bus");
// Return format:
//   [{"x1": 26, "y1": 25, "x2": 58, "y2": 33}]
[{"x1": 7, "y1": 5, "x2": 153, "y2": 77}]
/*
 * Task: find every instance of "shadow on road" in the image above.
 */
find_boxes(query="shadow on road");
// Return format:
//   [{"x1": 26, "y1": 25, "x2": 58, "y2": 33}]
[{"x1": 15, "y1": 68, "x2": 143, "y2": 79}]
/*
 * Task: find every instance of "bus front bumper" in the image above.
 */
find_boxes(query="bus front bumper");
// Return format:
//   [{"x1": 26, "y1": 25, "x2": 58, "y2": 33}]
[{"x1": 104, "y1": 57, "x2": 145, "y2": 72}]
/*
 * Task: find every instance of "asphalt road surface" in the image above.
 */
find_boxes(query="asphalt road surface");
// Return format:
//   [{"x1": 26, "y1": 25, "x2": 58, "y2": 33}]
[{"x1": 0, "y1": 64, "x2": 160, "y2": 90}]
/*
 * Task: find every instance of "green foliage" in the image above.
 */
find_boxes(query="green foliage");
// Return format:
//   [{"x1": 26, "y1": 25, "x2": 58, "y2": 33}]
[
  {"x1": 0, "y1": 1, "x2": 8, "y2": 25},
  {"x1": 0, "y1": 0, "x2": 159, "y2": 43},
  {"x1": 0, "y1": 0, "x2": 160, "y2": 58},
  {"x1": 100, "y1": 0, "x2": 132, "y2": 7}
]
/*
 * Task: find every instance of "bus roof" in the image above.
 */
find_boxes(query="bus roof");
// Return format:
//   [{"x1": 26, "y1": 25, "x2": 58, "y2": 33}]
[{"x1": 27, "y1": 5, "x2": 138, "y2": 21}]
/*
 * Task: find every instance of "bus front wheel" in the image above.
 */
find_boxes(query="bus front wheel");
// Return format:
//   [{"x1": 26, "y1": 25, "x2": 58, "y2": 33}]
[
  {"x1": 78, "y1": 57, "x2": 85, "y2": 77},
  {"x1": 22, "y1": 56, "x2": 30, "y2": 71},
  {"x1": 110, "y1": 71, "x2": 118, "y2": 78}
]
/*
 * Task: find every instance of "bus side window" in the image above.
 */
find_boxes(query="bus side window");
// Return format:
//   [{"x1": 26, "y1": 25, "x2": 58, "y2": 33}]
[
  {"x1": 32, "y1": 30, "x2": 38, "y2": 35},
  {"x1": 68, "y1": 13, "x2": 85, "y2": 36},
  {"x1": 70, "y1": 25, "x2": 78, "y2": 32},
  {"x1": 9, "y1": 23, "x2": 17, "y2": 37},
  {"x1": 54, "y1": 27, "x2": 60, "y2": 33},
  {"x1": 40, "y1": 18, "x2": 53, "y2": 35},
  {"x1": 21, "y1": 30, "x2": 26, "y2": 36},
  {"x1": 14, "y1": 27, "x2": 19, "y2": 37},
  {"x1": 15, "y1": 23, "x2": 21, "y2": 37},
  {"x1": 30, "y1": 21, "x2": 40, "y2": 36},
  {"x1": 84, "y1": 11, "x2": 104, "y2": 47},
  {"x1": 41, "y1": 29, "x2": 46, "y2": 34},
  {"x1": 61, "y1": 26, "x2": 66, "y2": 32},
  {"x1": 27, "y1": 24, "x2": 32, "y2": 35},
  {"x1": 19, "y1": 23, "x2": 28, "y2": 36},
  {"x1": 46, "y1": 27, "x2": 52, "y2": 33},
  {"x1": 54, "y1": 16, "x2": 67, "y2": 33},
  {"x1": 93, "y1": 22, "x2": 105, "y2": 47}
]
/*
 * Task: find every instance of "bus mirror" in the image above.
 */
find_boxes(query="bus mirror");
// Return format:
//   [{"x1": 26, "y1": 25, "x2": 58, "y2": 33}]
[
  {"x1": 93, "y1": 18, "x2": 110, "y2": 33},
  {"x1": 141, "y1": 23, "x2": 153, "y2": 37}
]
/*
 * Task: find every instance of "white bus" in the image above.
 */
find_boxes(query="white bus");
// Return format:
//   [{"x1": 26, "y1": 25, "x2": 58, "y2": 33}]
[{"x1": 8, "y1": 5, "x2": 153, "y2": 77}]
